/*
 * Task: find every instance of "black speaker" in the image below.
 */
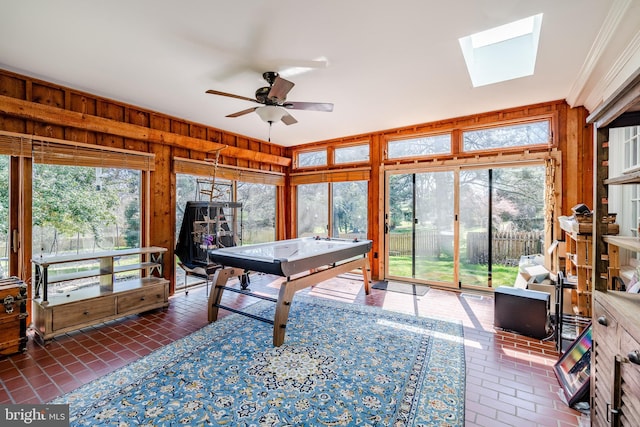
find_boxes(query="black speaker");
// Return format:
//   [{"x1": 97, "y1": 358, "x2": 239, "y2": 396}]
[{"x1": 494, "y1": 286, "x2": 550, "y2": 339}]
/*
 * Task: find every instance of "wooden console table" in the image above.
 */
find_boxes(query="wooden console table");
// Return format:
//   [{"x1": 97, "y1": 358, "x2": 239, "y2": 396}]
[{"x1": 32, "y1": 247, "x2": 169, "y2": 341}]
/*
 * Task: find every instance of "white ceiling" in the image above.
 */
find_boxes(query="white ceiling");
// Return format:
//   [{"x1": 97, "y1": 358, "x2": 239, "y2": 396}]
[{"x1": 0, "y1": 0, "x2": 630, "y2": 147}]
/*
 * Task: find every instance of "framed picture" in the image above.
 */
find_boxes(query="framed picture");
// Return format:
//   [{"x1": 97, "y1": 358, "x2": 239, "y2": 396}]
[{"x1": 553, "y1": 323, "x2": 592, "y2": 407}]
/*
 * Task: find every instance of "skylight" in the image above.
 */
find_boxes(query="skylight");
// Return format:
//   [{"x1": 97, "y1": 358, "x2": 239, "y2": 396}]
[{"x1": 459, "y1": 13, "x2": 543, "y2": 87}]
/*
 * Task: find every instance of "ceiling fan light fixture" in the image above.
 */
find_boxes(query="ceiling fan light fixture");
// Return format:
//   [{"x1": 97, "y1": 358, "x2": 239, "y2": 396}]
[{"x1": 256, "y1": 105, "x2": 286, "y2": 123}]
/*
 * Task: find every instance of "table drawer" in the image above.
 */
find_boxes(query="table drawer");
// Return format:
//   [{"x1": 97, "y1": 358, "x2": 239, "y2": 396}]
[
  {"x1": 117, "y1": 285, "x2": 165, "y2": 313},
  {"x1": 52, "y1": 298, "x2": 116, "y2": 331}
]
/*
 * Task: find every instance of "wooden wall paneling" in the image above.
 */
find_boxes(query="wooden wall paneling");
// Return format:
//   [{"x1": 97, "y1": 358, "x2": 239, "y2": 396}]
[
  {"x1": 0, "y1": 116, "x2": 26, "y2": 133},
  {"x1": 69, "y1": 92, "x2": 97, "y2": 115},
  {"x1": 0, "y1": 94, "x2": 291, "y2": 166},
  {"x1": 172, "y1": 146, "x2": 190, "y2": 161},
  {"x1": 171, "y1": 120, "x2": 190, "y2": 136},
  {"x1": 260, "y1": 143, "x2": 271, "y2": 171},
  {"x1": 579, "y1": 108, "x2": 594, "y2": 207},
  {"x1": 149, "y1": 143, "x2": 173, "y2": 288},
  {"x1": 207, "y1": 128, "x2": 222, "y2": 145},
  {"x1": 277, "y1": 183, "x2": 287, "y2": 240},
  {"x1": 0, "y1": 73, "x2": 26, "y2": 99},
  {"x1": 249, "y1": 140, "x2": 261, "y2": 170},
  {"x1": 236, "y1": 137, "x2": 250, "y2": 169},
  {"x1": 24, "y1": 81, "x2": 33, "y2": 136},
  {"x1": 123, "y1": 137, "x2": 149, "y2": 153},
  {"x1": 18, "y1": 157, "x2": 32, "y2": 302},
  {"x1": 128, "y1": 108, "x2": 150, "y2": 127},
  {"x1": 150, "y1": 114, "x2": 172, "y2": 132},
  {"x1": 189, "y1": 123, "x2": 207, "y2": 140},
  {"x1": 96, "y1": 100, "x2": 125, "y2": 122},
  {"x1": 65, "y1": 128, "x2": 97, "y2": 145},
  {"x1": 370, "y1": 135, "x2": 381, "y2": 279},
  {"x1": 33, "y1": 122, "x2": 64, "y2": 139},
  {"x1": 287, "y1": 178, "x2": 297, "y2": 239},
  {"x1": 562, "y1": 107, "x2": 593, "y2": 215},
  {"x1": 563, "y1": 106, "x2": 577, "y2": 212},
  {"x1": 168, "y1": 154, "x2": 177, "y2": 293},
  {"x1": 31, "y1": 82, "x2": 64, "y2": 108},
  {"x1": 98, "y1": 133, "x2": 125, "y2": 149}
]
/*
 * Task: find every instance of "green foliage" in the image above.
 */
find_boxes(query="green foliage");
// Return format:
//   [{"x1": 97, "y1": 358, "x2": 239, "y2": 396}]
[
  {"x1": 0, "y1": 157, "x2": 8, "y2": 236},
  {"x1": 124, "y1": 200, "x2": 140, "y2": 247},
  {"x1": 33, "y1": 165, "x2": 119, "y2": 237},
  {"x1": 331, "y1": 181, "x2": 367, "y2": 235}
]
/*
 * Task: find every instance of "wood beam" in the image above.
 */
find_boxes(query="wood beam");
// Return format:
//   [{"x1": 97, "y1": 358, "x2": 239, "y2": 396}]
[{"x1": 0, "y1": 95, "x2": 291, "y2": 167}]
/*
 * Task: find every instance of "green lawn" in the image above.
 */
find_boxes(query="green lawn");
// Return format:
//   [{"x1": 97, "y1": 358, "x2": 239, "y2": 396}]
[{"x1": 388, "y1": 256, "x2": 518, "y2": 287}]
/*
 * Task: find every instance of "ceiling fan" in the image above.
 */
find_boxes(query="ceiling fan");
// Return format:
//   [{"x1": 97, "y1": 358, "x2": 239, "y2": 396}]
[{"x1": 206, "y1": 71, "x2": 333, "y2": 126}]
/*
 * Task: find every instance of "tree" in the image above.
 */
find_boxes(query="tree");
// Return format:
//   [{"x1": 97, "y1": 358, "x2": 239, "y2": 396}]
[
  {"x1": 0, "y1": 157, "x2": 8, "y2": 238},
  {"x1": 124, "y1": 200, "x2": 140, "y2": 247},
  {"x1": 33, "y1": 165, "x2": 120, "y2": 252}
]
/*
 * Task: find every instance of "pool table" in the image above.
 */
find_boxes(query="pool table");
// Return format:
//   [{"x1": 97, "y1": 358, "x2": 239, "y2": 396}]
[{"x1": 206, "y1": 237, "x2": 372, "y2": 346}]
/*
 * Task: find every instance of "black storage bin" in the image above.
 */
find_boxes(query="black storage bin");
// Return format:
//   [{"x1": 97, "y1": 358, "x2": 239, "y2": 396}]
[{"x1": 494, "y1": 286, "x2": 550, "y2": 339}]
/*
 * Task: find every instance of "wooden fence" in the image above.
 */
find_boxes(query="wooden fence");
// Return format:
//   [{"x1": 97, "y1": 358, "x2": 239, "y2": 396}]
[{"x1": 389, "y1": 230, "x2": 543, "y2": 265}]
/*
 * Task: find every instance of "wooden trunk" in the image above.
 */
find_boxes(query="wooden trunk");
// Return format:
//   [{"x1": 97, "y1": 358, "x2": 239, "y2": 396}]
[{"x1": 0, "y1": 277, "x2": 28, "y2": 356}]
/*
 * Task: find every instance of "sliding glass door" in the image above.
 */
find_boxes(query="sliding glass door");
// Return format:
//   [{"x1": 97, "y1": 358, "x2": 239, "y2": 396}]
[
  {"x1": 458, "y1": 169, "x2": 490, "y2": 286},
  {"x1": 460, "y1": 165, "x2": 545, "y2": 288},
  {"x1": 297, "y1": 181, "x2": 368, "y2": 239},
  {"x1": 387, "y1": 171, "x2": 456, "y2": 287},
  {"x1": 386, "y1": 164, "x2": 544, "y2": 289}
]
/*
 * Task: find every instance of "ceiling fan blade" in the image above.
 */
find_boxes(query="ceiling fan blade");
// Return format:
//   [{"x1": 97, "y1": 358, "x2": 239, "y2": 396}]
[
  {"x1": 206, "y1": 89, "x2": 258, "y2": 104},
  {"x1": 226, "y1": 107, "x2": 258, "y2": 118},
  {"x1": 281, "y1": 111, "x2": 298, "y2": 125},
  {"x1": 268, "y1": 76, "x2": 295, "y2": 104},
  {"x1": 283, "y1": 101, "x2": 334, "y2": 112}
]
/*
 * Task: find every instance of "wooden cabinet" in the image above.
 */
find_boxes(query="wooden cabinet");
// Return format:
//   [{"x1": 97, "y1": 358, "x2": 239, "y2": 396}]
[
  {"x1": 589, "y1": 69, "x2": 640, "y2": 426},
  {"x1": 32, "y1": 247, "x2": 169, "y2": 341},
  {"x1": 0, "y1": 277, "x2": 28, "y2": 356},
  {"x1": 592, "y1": 292, "x2": 640, "y2": 427}
]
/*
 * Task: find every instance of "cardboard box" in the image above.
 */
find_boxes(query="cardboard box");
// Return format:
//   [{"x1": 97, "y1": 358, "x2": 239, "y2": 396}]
[{"x1": 521, "y1": 264, "x2": 550, "y2": 283}]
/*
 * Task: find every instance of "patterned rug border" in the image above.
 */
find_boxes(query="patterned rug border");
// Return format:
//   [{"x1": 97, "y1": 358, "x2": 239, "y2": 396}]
[{"x1": 53, "y1": 295, "x2": 466, "y2": 426}]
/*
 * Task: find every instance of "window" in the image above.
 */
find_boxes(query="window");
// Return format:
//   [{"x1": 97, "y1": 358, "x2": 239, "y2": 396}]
[
  {"x1": 237, "y1": 182, "x2": 276, "y2": 244},
  {"x1": 332, "y1": 181, "x2": 368, "y2": 239},
  {"x1": 608, "y1": 126, "x2": 640, "y2": 239},
  {"x1": 297, "y1": 183, "x2": 328, "y2": 237},
  {"x1": 32, "y1": 165, "x2": 141, "y2": 256},
  {"x1": 623, "y1": 126, "x2": 640, "y2": 172},
  {"x1": 297, "y1": 181, "x2": 368, "y2": 239},
  {"x1": 0, "y1": 156, "x2": 7, "y2": 278},
  {"x1": 459, "y1": 14, "x2": 543, "y2": 87},
  {"x1": 297, "y1": 149, "x2": 327, "y2": 168},
  {"x1": 463, "y1": 120, "x2": 550, "y2": 152},
  {"x1": 387, "y1": 134, "x2": 451, "y2": 159},
  {"x1": 175, "y1": 174, "x2": 276, "y2": 245},
  {"x1": 334, "y1": 144, "x2": 370, "y2": 164}
]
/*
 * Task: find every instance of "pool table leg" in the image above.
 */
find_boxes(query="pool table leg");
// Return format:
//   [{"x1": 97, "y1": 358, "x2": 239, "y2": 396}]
[
  {"x1": 272, "y1": 255, "x2": 370, "y2": 346},
  {"x1": 208, "y1": 267, "x2": 239, "y2": 322},
  {"x1": 362, "y1": 256, "x2": 371, "y2": 295},
  {"x1": 273, "y1": 280, "x2": 296, "y2": 346}
]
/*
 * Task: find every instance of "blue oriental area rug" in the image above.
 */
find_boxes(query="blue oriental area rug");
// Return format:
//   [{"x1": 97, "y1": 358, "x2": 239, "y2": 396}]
[{"x1": 53, "y1": 295, "x2": 466, "y2": 426}]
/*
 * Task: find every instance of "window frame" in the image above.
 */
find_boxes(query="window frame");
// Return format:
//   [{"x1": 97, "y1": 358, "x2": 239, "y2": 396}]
[
  {"x1": 332, "y1": 141, "x2": 371, "y2": 166},
  {"x1": 460, "y1": 116, "x2": 554, "y2": 154},
  {"x1": 385, "y1": 132, "x2": 452, "y2": 161},
  {"x1": 295, "y1": 148, "x2": 328, "y2": 169}
]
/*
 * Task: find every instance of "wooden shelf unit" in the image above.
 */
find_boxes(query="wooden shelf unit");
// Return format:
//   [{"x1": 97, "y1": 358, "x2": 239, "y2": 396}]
[
  {"x1": 588, "y1": 68, "x2": 640, "y2": 426},
  {"x1": 561, "y1": 228, "x2": 592, "y2": 317},
  {"x1": 31, "y1": 247, "x2": 169, "y2": 341}
]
